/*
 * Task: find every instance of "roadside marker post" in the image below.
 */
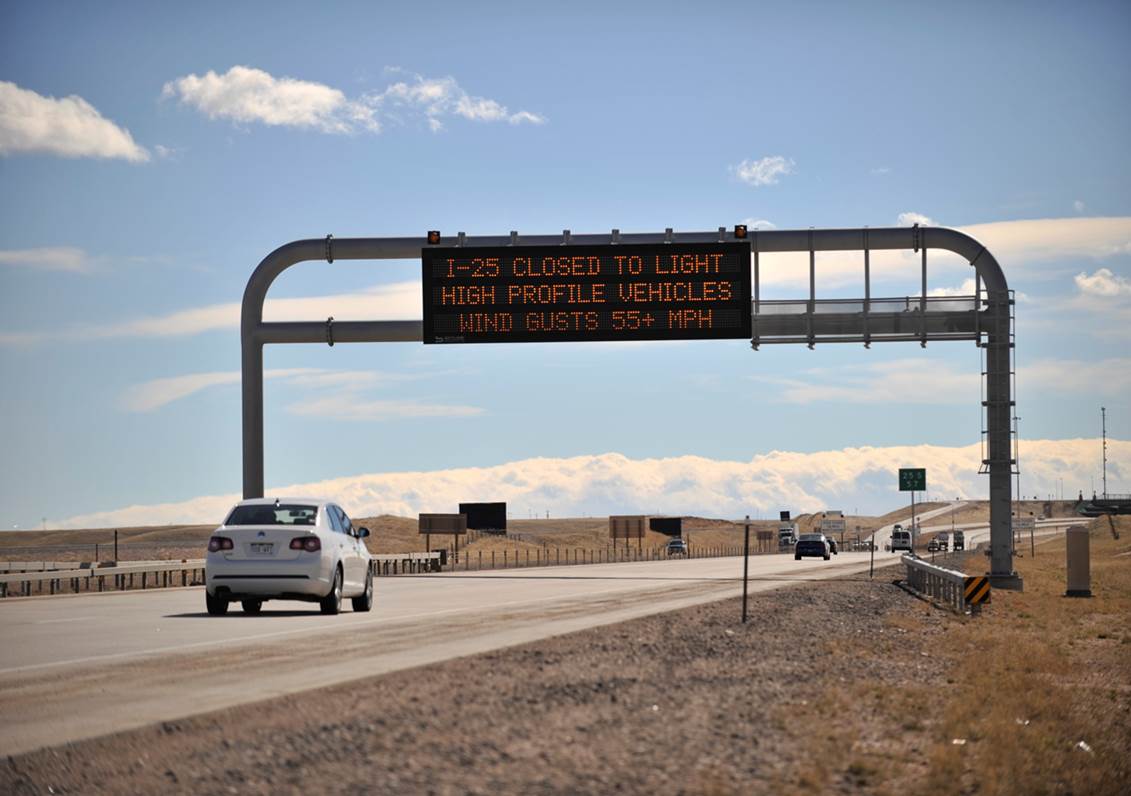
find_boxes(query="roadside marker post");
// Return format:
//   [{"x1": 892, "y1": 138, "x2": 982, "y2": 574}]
[
  {"x1": 742, "y1": 515, "x2": 750, "y2": 624},
  {"x1": 964, "y1": 575, "x2": 992, "y2": 613},
  {"x1": 869, "y1": 535, "x2": 875, "y2": 579}
]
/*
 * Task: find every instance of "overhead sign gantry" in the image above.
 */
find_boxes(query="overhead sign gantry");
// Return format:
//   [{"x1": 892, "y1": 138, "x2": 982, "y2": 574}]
[{"x1": 240, "y1": 224, "x2": 1020, "y2": 589}]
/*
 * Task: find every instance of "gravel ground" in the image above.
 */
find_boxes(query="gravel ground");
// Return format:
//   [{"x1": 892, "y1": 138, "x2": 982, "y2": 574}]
[{"x1": 2, "y1": 572, "x2": 941, "y2": 795}]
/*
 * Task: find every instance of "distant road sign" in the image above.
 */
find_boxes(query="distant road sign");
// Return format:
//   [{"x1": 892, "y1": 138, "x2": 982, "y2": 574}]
[
  {"x1": 422, "y1": 242, "x2": 752, "y2": 344},
  {"x1": 1014, "y1": 517, "x2": 1036, "y2": 531},
  {"x1": 458, "y1": 502, "x2": 507, "y2": 531},
  {"x1": 899, "y1": 468, "x2": 927, "y2": 492},
  {"x1": 609, "y1": 516, "x2": 647, "y2": 539},
  {"x1": 419, "y1": 514, "x2": 467, "y2": 535}
]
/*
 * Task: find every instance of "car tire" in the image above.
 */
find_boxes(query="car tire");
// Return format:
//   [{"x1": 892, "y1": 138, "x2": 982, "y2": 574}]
[
  {"x1": 351, "y1": 568, "x2": 373, "y2": 613},
  {"x1": 794, "y1": 554, "x2": 801, "y2": 561},
  {"x1": 320, "y1": 566, "x2": 343, "y2": 615},
  {"x1": 206, "y1": 591, "x2": 228, "y2": 616},
  {"x1": 824, "y1": 553, "x2": 830, "y2": 560},
  {"x1": 242, "y1": 599, "x2": 263, "y2": 614}
]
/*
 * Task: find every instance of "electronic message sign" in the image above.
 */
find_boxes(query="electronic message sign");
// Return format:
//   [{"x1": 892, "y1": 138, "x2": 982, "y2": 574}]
[{"x1": 422, "y1": 242, "x2": 751, "y2": 344}]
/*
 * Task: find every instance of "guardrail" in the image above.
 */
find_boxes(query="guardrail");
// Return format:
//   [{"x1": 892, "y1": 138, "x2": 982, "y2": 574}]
[
  {"x1": 901, "y1": 554, "x2": 990, "y2": 614},
  {"x1": 0, "y1": 560, "x2": 208, "y2": 598},
  {"x1": 0, "y1": 552, "x2": 446, "y2": 599}
]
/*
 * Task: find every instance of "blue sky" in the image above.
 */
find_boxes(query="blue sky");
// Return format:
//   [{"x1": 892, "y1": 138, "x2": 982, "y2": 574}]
[{"x1": 2, "y1": 1, "x2": 1129, "y2": 528}]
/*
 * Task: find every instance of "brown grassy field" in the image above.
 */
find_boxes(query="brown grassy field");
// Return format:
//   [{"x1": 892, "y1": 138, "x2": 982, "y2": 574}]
[{"x1": 788, "y1": 515, "x2": 1131, "y2": 794}]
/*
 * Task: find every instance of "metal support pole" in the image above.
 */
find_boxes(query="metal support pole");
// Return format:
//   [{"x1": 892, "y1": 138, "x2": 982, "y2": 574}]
[{"x1": 742, "y1": 516, "x2": 750, "y2": 624}]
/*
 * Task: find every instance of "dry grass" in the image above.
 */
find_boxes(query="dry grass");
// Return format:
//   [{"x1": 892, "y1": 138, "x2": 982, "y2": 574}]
[
  {"x1": 777, "y1": 516, "x2": 1131, "y2": 794},
  {"x1": 920, "y1": 517, "x2": 1131, "y2": 796}
]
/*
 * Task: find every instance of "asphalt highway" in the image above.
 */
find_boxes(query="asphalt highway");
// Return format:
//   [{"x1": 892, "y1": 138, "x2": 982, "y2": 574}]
[{"x1": 0, "y1": 550, "x2": 897, "y2": 756}]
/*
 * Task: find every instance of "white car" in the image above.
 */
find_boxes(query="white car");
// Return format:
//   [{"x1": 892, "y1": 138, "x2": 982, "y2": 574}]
[{"x1": 205, "y1": 497, "x2": 373, "y2": 616}]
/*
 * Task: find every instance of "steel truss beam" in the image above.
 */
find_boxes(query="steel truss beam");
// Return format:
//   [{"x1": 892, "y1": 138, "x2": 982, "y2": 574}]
[{"x1": 241, "y1": 226, "x2": 1020, "y2": 590}]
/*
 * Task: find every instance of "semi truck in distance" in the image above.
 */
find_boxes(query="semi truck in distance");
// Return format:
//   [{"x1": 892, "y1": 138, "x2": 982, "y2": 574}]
[{"x1": 777, "y1": 510, "x2": 798, "y2": 549}]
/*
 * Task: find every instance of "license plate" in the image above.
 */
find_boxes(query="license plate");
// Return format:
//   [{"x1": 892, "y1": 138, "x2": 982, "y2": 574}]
[{"x1": 251, "y1": 543, "x2": 274, "y2": 554}]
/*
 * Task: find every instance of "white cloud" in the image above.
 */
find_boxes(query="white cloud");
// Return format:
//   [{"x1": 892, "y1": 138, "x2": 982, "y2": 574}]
[
  {"x1": 754, "y1": 359, "x2": 980, "y2": 405},
  {"x1": 753, "y1": 356, "x2": 1131, "y2": 406},
  {"x1": 53, "y1": 438, "x2": 1130, "y2": 529},
  {"x1": 0, "y1": 279, "x2": 422, "y2": 346},
  {"x1": 163, "y1": 66, "x2": 545, "y2": 134},
  {"x1": 6, "y1": 217, "x2": 1131, "y2": 347},
  {"x1": 733, "y1": 155, "x2": 794, "y2": 186},
  {"x1": 1074, "y1": 199, "x2": 1086, "y2": 214},
  {"x1": 1022, "y1": 358, "x2": 1131, "y2": 397},
  {"x1": 0, "y1": 246, "x2": 89, "y2": 273},
  {"x1": 121, "y1": 366, "x2": 476, "y2": 420},
  {"x1": 0, "y1": 81, "x2": 149, "y2": 162},
  {"x1": 871, "y1": 166, "x2": 891, "y2": 175},
  {"x1": 751, "y1": 215, "x2": 1131, "y2": 293},
  {"x1": 961, "y1": 216, "x2": 1131, "y2": 262},
  {"x1": 1074, "y1": 267, "x2": 1131, "y2": 297},
  {"x1": 121, "y1": 368, "x2": 327, "y2": 412},
  {"x1": 897, "y1": 211, "x2": 936, "y2": 227},
  {"x1": 741, "y1": 218, "x2": 777, "y2": 230},
  {"x1": 372, "y1": 73, "x2": 545, "y2": 129},
  {"x1": 927, "y1": 277, "x2": 978, "y2": 297},
  {"x1": 287, "y1": 394, "x2": 484, "y2": 421},
  {"x1": 99, "y1": 280, "x2": 421, "y2": 340},
  {"x1": 162, "y1": 66, "x2": 378, "y2": 133}
]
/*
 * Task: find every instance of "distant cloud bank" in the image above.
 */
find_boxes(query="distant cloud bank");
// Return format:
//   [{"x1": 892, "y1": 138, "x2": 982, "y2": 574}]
[
  {"x1": 162, "y1": 66, "x2": 544, "y2": 134},
  {"x1": 54, "y1": 438, "x2": 1127, "y2": 529},
  {"x1": 0, "y1": 80, "x2": 149, "y2": 161}
]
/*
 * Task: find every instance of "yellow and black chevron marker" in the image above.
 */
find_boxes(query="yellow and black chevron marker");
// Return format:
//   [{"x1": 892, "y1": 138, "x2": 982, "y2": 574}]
[{"x1": 964, "y1": 576, "x2": 991, "y2": 607}]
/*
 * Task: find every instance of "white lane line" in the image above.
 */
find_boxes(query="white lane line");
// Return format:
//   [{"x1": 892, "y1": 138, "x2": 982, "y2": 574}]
[{"x1": 35, "y1": 617, "x2": 93, "y2": 625}]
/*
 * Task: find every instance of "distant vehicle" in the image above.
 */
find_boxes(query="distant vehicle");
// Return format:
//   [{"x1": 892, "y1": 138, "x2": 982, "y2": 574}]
[
  {"x1": 936, "y1": 532, "x2": 950, "y2": 552},
  {"x1": 891, "y1": 529, "x2": 913, "y2": 553},
  {"x1": 794, "y1": 533, "x2": 831, "y2": 561},
  {"x1": 927, "y1": 538, "x2": 941, "y2": 553},
  {"x1": 205, "y1": 497, "x2": 373, "y2": 616},
  {"x1": 665, "y1": 538, "x2": 689, "y2": 556},
  {"x1": 778, "y1": 523, "x2": 798, "y2": 549},
  {"x1": 952, "y1": 530, "x2": 965, "y2": 551},
  {"x1": 827, "y1": 537, "x2": 839, "y2": 555}
]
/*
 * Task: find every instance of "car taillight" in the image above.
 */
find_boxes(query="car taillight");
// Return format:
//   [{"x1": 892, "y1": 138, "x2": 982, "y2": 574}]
[
  {"x1": 290, "y1": 536, "x2": 320, "y2": 552},
  {"x1": 208, "y1": 536, "x2": 233, "y2": 552}
]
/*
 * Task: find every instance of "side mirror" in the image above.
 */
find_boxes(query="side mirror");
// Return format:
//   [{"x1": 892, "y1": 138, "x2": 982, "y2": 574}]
[{"x1": 357, "y1": 527, "x2": 370, "y2": 538}]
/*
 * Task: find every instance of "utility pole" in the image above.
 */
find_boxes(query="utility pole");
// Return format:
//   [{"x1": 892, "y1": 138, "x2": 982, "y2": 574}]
[{"x1": 1101, "y1": 406, "x2": 1107, "y2": 499}]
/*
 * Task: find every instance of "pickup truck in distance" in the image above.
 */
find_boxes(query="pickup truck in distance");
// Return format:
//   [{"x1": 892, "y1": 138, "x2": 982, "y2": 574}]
[{"x1": 952, "y1": 530, "x2": 965, "y2": 551}]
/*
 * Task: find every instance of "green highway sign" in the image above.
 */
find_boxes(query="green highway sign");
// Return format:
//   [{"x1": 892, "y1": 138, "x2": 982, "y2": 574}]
[{"x1": 899, "y1": 468, "x2": 926, "y2": 492}]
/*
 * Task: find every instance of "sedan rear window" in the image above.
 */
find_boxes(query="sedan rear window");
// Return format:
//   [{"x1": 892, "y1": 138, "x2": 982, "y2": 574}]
[
  {"x1": 798, "y1": 534, "x2": 823, "y2": 542},
  {"x1": 225, "y1": 505, "x2": 318, "y2": 526}
]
